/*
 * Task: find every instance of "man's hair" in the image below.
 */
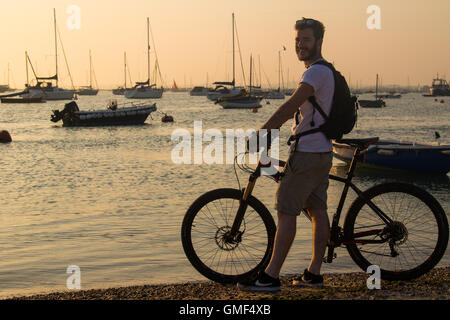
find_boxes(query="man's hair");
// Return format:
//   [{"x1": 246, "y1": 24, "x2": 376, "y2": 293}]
[{"x1": 295, "y1": 18, "x2": 325, "y2": 40}]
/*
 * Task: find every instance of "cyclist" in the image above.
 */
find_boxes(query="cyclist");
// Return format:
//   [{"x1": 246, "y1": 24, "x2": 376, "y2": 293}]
[{"x1": 238, "y1": 18, "x2": 334, "y2": 291}]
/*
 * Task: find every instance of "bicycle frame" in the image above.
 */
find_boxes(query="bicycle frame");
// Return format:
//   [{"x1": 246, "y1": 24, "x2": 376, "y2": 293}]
[{"x1": 229, "y1": 145, "x2": 395, "y2": 263}]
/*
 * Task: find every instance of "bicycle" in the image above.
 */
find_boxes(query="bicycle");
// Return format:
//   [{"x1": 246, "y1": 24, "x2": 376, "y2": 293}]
[{"x1": 181, "y1": 137, "x2": 449, "y2": 283}]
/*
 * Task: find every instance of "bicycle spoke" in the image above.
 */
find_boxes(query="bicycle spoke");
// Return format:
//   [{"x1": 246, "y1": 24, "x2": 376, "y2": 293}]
[{"x1": 188, "y1": 195, "x2": 271, "y2": 277}]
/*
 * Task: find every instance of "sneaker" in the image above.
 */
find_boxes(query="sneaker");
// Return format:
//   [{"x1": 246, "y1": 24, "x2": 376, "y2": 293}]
[
  {"x1": 292, "y1": 269, "x2": 324, "y2": 287},
  {"x1": 237, "y1": 271, "x2": 281, "y2": 292}
]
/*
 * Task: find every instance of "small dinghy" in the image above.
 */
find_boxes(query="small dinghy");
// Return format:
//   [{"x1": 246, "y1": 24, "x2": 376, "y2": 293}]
[
  {"x1": 51, "y1": 100, "x2": 156, "y2": 127},
  {"x1": 333, "y1": 138, "x2": 450, "y2": 174}
]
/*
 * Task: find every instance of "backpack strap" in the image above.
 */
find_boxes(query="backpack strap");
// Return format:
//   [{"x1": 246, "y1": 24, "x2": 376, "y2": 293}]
[
  {"x1": 308, "y1": 96, "x2": 329, "y2": 121},
  {"x1": 287, "y1": 60, "x2": 335, "y2": 149}
]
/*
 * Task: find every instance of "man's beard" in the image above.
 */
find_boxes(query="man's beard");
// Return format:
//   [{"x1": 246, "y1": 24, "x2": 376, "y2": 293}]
[{"x1": 298, "y1": 45, "x2": 317, "y2": 61}]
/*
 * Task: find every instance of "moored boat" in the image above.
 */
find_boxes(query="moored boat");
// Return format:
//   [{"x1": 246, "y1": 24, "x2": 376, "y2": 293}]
[
  {"x1": 333, "y1": 138, "x2": 450, "y2": 174},
  {"x1": 216, "y1": 94, "x2": 263, "y2": 109},
  {"x1": 51, "y1": 100, "x2": 157, "y2": 127},
  {"x1": 190, "y1": 86, "x2": 211, "y2": 96},
  {"x1": 358, "y1": 74, "x2": 385, "y2": 108},
  {"x1": 358, "y1": 99, "x2": 385, "y2": 108},
  {"x1": 1, "y1": 97, "x2": 45, "y2": 104},
  {"x1": 428, "y1": 75, "x2": 450, "y2": 96},
  {"x1": 22, "y1": 10, "x2": 75, "y2": 101},
  {"x1": 125, "y1": 18, "x2": 164, "y2": 99},
  {"x1": 77, "y1": 50, "x2": 99, "y2": 96}
]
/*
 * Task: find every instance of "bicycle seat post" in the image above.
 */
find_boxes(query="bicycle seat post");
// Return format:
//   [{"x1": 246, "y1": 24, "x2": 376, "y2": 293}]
[{"x1": 346, "y1": 147, "x2": 362, "y2": 180}]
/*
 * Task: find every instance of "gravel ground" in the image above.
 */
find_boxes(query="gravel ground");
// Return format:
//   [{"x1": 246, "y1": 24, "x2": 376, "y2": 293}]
[{"x1": 9, "y1": 267, "x2": 449, "y2": 300}]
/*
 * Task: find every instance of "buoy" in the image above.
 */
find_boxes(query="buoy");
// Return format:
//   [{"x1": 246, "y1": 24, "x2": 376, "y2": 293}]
[
  {"x1": 441, "y1": 100, "x2": 444, "y2": 103},
  {"x1": 161, "y1": 114, "x2": 174, "y2": 122},
  {"x1": 266, "y1": 101, "x2": 271, "y2": 104},
  {"x1": 252, "y1": 108, "x2": 258, "y2": 113},
  {"x1": 0, "y1": 130, "x2": 12, "y2": 143},
  {"x1": 435, "y1": 99, "x2": 438, "y2": 102}
]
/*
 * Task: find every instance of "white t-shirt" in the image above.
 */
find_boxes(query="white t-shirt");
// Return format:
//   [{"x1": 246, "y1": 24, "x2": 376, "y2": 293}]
[{"x1": 291, "y1": 58, "x2": 335, "y2": 153}]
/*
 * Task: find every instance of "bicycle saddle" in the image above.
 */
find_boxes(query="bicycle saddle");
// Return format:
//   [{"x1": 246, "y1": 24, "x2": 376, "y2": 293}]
[{"x1": 335, "y1": 137, "x2": 379, "y2": 149}]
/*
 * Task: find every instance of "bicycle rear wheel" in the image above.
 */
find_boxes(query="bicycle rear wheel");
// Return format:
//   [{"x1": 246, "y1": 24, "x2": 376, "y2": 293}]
[
  {"x1": 181, "y1": 188, "x2": 276, "y2": 284},
  {"x1": 344, "y1": 182, "x2": 448, "y2": 281}
]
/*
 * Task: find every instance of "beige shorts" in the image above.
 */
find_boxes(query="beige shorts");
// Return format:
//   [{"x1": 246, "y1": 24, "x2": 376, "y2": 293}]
[{"x1": 275, "y1": 151, "x2": 333, "y2": 216}]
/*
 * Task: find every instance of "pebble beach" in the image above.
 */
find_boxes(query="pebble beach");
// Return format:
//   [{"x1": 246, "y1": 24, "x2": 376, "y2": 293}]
[{"x1": 9, "y1": 267, "x2": 449, "y2": 300}]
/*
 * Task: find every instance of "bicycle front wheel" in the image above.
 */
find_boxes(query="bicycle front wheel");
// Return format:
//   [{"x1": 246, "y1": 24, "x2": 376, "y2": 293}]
[
  {"x1": 344, "y1": 182, "x2": 449, "y2": 281},
  {"x1": 181, "y1": 188, "x2": 276, "y2": 284}
]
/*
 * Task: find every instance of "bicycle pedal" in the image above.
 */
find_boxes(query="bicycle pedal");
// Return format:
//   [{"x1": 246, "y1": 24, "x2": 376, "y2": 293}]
[{"x1": 323, "y1": 253, "x2": 337, "y2": 263}]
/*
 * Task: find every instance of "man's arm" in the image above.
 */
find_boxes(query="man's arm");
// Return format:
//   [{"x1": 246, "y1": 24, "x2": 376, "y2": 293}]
[{"x1": 260, "y1": 82, "x2": 314, "y2": 130}]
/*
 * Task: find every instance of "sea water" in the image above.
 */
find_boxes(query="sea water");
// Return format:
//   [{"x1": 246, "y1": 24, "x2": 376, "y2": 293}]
[{"x1": 0, "y1": 92, "x2": 448, "y2": 297}]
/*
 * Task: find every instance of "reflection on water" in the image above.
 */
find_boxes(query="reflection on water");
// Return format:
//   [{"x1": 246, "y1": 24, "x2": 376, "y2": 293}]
[{"x1": 0, "y1": 92, "x2": 448, "y2": 297}]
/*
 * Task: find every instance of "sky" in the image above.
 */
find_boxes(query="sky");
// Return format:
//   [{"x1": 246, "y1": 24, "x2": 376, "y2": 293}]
[{"x1": 0, "y1": 0, "x2": 449, "y2": 89}]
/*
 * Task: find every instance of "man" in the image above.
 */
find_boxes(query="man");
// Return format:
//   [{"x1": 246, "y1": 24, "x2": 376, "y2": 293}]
[{"x1": 238, "y1": 18, "x2": 335, "y2": 291}]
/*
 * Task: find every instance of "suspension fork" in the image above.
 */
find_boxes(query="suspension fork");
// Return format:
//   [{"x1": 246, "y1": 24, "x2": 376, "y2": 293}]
[{"x1": 229, "y1": 166, "x2": 261, "y2": 236}]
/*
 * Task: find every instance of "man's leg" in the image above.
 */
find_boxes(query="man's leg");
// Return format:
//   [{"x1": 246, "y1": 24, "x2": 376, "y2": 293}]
[
  {"x1": 264, "y1": 211, "x2": 297, "y2": 279},
  {"x1": 306, "y1": 208, "x2": 330, "y2": 275}
]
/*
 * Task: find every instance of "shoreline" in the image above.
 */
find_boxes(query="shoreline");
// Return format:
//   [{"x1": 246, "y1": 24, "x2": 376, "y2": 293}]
[{"x1": 7, "y1": 267, "x2": 449, "y2": 300}]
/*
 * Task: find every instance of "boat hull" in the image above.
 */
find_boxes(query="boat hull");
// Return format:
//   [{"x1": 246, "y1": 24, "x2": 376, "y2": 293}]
[
  {"x1": 264, "y1": 91, "x2": 285, "y2": 99},
  {"x1": 358, "y1": 100, "x2": 386, "y2": 108},
  {"x1": 1, "y1": 97, "x2": 45, "y2": 103},
  {"x1": 125, "y1": 88, "x2": 163, "y2": 99},
  {"x1": 207, "y1": 88, "x2": 242, "y2": 101},
  {"x1": 333, "y1": 141, "x2": 450, "y2": 174},
  {"x1": 77, "y1": 89, "x2": 99, "y2": 96},
  {"x1": 52, "y1": 103, "x2": 157, "y2": 127},
  {"x1": 190, "y1": 87, "x2": 211, "y2": 96},
  {"x1": 218, "y1": 97, "x2": 262, "y2": 109},
  {"x1": 23, "y1": 88, "x2": 74, "y2": 100}
]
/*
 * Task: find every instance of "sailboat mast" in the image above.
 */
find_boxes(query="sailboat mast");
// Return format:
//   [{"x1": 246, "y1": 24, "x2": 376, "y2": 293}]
[
  {"x1": 232, "y1": 13, "x2": 235, "y2": 87},
  {"x1": 278, "y1": 51, "x2": 281, "y2": 91},
  {"x1": 249, "y1": 55, "x2": 252, "y2": 93},
  {"x1": 89, "y1": 50, "x2": 92, "y2": 88},
  {"x1": 25, "y1": 51, "x2": 29, "y2": 86},
  {"x1": 124, "y1": 52, "x2": 127, "y2": 89},
  {"x1": 54, "y1": 8, "x2": 58, "y2": 87},
  {"x1": 258, "y1": 55, "x2": 261, "y2": 87},
  {"x1": 147, "y1": 17, "x2": 150, "y2": 84},
  {"x1": 376, "y1": 74, "x2": 379, "y2": 99}
]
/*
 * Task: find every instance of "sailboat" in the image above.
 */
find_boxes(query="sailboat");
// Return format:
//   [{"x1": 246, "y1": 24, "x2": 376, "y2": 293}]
[
  {"x1": 0, "y1": 64, "x2": 11, "y2": 92},
  {"x1": 112, "y1": 52, "x2": 130, "y2": 95},
  {"x1": 206, "y1": 13, "x2": 244, "y2": 102},
  {"x1": 217, "y1": 54, "x2": 263, "y2": 109},
  {"x1": 265, "y1": 50, "x2": 285, "y2": 99},
  {"x1": 125, "y1": 18, "x2": 163, "y2": 99},
  {"x1": 358, "y1": 74, "x2": 386, "y2": 108},
  {"x1": 77, "y1": 50, "x2": 99, "y2": 95},
  {"x1": 21, "y1": 9, "x2": 74, "y2": 101}
]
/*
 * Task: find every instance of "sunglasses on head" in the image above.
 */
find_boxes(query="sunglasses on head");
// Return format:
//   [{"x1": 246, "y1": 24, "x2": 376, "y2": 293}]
[{"x1": 296, "y1": 18, "x2": 317, "y2": 27}]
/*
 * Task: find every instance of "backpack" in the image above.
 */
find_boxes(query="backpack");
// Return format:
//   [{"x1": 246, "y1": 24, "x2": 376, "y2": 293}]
[{"x1": 288, "y1": 60, "x2": 358, "y2": 146}]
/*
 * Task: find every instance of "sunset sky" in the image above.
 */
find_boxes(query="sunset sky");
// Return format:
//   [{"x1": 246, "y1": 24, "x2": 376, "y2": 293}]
[{"x1": 0, "y1": 0, "x2": 449, "y2": 89}]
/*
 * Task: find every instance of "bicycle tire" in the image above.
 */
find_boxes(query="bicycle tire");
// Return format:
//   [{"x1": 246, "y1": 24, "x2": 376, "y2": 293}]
[
  {"x1": 181, "y1": 188, "x2": 276, "y2": 284},
  {"x1": 344, "y1": 182, "x2": 448, "y2": 281}
]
